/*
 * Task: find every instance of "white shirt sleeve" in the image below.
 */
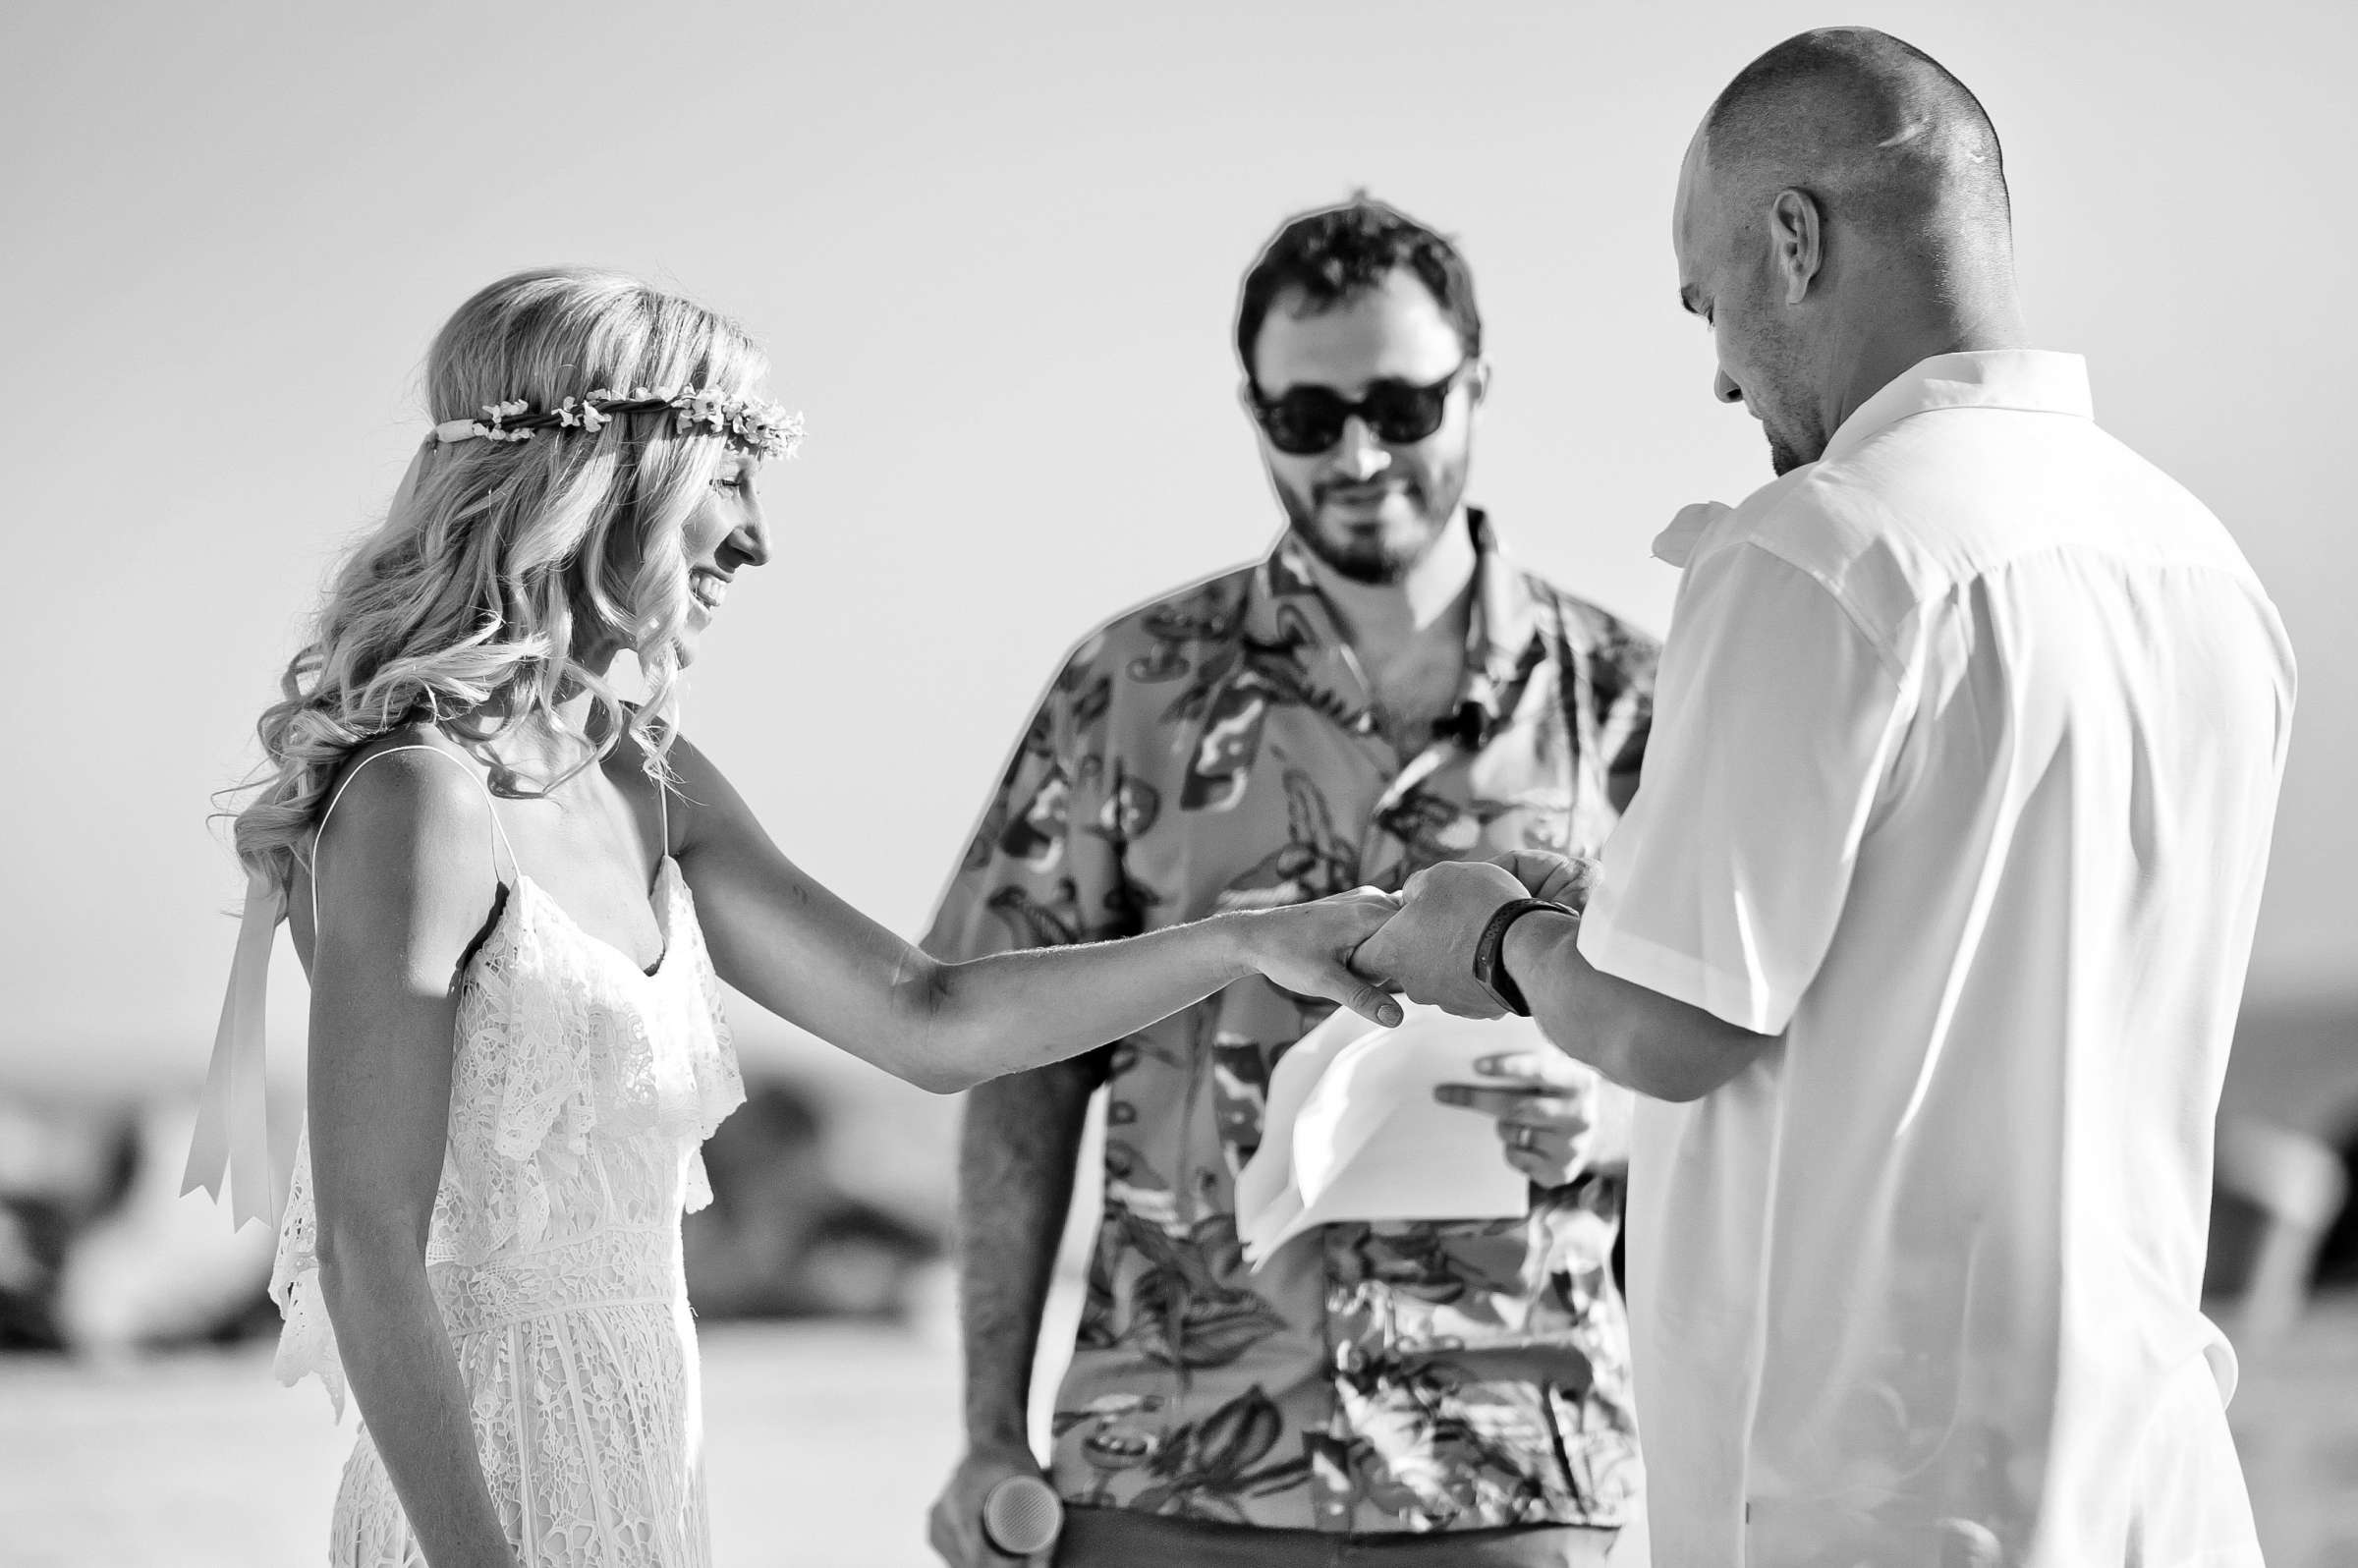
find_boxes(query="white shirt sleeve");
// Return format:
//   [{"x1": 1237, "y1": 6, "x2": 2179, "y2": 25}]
[{"x1": 1579, "y1": 540, "x2": 1913, "y2": 1035}]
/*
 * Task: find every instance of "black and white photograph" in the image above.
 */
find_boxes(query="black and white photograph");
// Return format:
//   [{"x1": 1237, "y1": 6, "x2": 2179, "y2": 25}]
[{"x1": 1, "y1": 2, "x2": 2352, "y2": 1564}]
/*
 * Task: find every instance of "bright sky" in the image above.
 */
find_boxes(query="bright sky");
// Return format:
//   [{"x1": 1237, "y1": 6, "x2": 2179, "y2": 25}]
[{"x1": 3, "y1": 0, "x2": 2350, "y2": 1096}]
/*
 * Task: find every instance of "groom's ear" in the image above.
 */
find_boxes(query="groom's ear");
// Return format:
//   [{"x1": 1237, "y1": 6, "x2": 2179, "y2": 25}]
[
  {"x1": 1768, "y1": 187, "x2": 1826, "y2": 305},
  {"x1": 1467, "y1": 359, "x2": 1493, "y2": 409}
]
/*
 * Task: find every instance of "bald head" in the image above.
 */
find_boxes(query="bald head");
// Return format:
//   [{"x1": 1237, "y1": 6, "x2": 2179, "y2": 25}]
[
  {"x1": 1672, "y1": 28, "x2": 2027, "y2": 476},
  {"x1": 1700, "y1": 28, "x2": 2010, "y2": 262}
]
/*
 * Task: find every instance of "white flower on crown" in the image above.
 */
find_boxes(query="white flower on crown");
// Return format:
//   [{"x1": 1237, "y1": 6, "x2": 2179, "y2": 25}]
[
  {"x1": 732, "y1": 399, "x2": 804, "y2": 461},
  {"x1": 554, "y1": 395, "x2": 611, "y2": 434},
  {"x1": 433, "y1": 385, "x2": 799, "y2": 456},
  {"x1": 474, "y1": 398, "x2": 533, "y2": 442}
]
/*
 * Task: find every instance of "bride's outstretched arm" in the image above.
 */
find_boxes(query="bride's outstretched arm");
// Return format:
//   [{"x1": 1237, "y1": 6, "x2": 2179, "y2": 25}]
[{"x1": 668, "y1": 736, "x2": 1400, "y2": 1092}]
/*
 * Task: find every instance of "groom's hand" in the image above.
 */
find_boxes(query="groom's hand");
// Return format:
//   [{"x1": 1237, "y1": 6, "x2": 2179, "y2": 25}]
[
  {"x1": 928, "y1": 1444, "x2": 1050, "y2": 1567},
  {"x1": 1352, "y1": 860, "x2": 1528, "y2": 1018},
  {"x1": 1491, "y1": 848, "x2": 1599, "y2": 910}
]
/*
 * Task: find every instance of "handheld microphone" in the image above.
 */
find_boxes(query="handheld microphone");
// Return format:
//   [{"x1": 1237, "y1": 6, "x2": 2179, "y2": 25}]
[{"x1": 981, "y1": 1474, "x2": 1065, "y2": 1557}]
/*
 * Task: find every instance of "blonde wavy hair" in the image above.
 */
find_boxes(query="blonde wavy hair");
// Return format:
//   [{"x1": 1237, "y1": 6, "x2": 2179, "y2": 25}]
[{"x1": 232, "y1": 266, "x2": 769, "y2": 900}]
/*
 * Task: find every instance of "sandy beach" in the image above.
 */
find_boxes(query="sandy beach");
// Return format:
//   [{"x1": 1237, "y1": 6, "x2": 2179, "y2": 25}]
[{"x1": 3, "y1": 1284, "x2": 2354, "y2": 1567}]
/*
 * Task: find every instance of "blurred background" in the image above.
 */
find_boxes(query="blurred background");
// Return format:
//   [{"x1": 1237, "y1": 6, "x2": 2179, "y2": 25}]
[{"x1": 1, "y1": 1, "x2": 2352, "y2": 1562}]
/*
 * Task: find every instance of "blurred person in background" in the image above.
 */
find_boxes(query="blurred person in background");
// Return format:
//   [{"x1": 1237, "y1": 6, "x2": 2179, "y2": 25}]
[
  {"x1": 927, "y1": 197, "x2": 1657, "y2": 1568},
  {"x1": 192, "y1": 266, "x2": 1403, "y2": 1568},
  {"x1": 683, "y1": 1079, "x2": 942, "y2": 1322}
]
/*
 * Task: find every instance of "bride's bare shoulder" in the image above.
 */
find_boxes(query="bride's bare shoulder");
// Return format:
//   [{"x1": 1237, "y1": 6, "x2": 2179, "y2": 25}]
[
  {"x1": 318, "y1": 726, "x2": 491, "y2": 839},
  {"x1": 301, "y1": 726, "x2": 501, "y2": 940}
]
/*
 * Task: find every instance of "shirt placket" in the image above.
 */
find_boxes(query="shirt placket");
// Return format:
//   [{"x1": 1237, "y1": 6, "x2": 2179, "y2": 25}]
[
  {"x1": 1292, "y1": 666, "x2": 1390, "y2": 1531},
  {"x1": 1313, "y1": 1241, "x2": 1359, "y2": 1530},
  {"x1": 1263, "y1": 534, "x2": 1520, "y2": 1533}
]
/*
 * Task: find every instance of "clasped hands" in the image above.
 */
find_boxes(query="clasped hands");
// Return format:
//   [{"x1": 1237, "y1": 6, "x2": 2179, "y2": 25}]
[{"x1": 1351, "y1": 849, "x2": 1603, "y2": 1189}]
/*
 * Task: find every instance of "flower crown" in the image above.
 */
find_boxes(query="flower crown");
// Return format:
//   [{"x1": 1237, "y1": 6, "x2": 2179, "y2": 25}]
[{"x1": 431, "y1": 385, "x2": 804, "y2": 461}]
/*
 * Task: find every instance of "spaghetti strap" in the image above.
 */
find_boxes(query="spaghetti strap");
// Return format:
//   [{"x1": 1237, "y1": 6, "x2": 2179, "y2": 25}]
[
  {"x1": 188, "y1": 740, "x2": 521, "y2": 1235},
  {"x1": 657, "y1": 778, "x2": 671, "y2": 859},
  {"x1": 310, "y1": 743, "x2": 520, "y2": 937}
]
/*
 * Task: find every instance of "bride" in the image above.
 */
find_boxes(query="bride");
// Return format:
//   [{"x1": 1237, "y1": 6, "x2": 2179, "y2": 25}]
[{"x1": 189, "y1": 267, "x2": 1399, "y2": 1568}]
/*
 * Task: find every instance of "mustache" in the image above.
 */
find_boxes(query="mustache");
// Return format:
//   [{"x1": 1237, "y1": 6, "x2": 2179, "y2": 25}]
[{"x1": 1315, "y1": 476, "x2": 1424, "y2": 507}]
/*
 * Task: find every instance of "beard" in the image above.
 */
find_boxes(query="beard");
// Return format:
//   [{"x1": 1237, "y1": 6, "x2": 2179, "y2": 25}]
[
  {"x1": 1740, "y1": 338, "x2": 1820, "y2": 476},
  {"x1": 1275, "y1": 456, "x2": 1470, "y2": 586}
]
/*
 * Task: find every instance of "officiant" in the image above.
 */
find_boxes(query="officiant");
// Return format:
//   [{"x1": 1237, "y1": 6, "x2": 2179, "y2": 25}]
[{"x1": 922, "y1": 194, "x2": 1660, "y2": 1568}]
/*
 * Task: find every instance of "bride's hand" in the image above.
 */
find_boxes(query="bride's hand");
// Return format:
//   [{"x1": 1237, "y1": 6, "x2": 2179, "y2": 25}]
[{"x1": 1237, "y1": 887, "x2": 1403, "y2": 1027}]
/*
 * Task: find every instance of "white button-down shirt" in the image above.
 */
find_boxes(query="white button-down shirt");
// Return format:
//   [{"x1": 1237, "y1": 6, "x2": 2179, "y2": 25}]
[{"x1": 1581, "y1": 352, "x2": 2294, "y2": 1567}]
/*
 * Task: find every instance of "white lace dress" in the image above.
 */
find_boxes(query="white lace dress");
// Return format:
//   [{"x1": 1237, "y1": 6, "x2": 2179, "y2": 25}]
[{"x1": 269, "y1": 857, "x2": 744, "y2": 1568}]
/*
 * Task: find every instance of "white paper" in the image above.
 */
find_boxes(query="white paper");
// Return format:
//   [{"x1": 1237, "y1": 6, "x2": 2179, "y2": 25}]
[{"x1": 1236, "y1": 1001, "x2": 1546, "y2": 1267}]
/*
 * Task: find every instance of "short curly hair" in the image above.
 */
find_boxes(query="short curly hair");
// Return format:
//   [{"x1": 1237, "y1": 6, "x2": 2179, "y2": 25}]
[{"x1": 1234, "y1": 194, "x2": 1481, "y2": 388}]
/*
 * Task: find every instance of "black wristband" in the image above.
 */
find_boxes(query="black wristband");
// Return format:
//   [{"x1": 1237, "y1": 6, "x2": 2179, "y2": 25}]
[{"x1": 1472, "y1": 898, "x2": 1576, "y2": 1017}]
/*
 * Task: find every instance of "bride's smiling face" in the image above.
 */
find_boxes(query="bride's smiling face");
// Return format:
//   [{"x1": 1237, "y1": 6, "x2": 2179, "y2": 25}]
[{"x1": 674, "y1": 449, "x2": 770, "y2": 661}]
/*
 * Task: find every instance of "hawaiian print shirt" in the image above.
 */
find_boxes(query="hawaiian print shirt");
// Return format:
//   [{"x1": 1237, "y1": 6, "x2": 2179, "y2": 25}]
[{"x1": 925, "y1": 512, "x2": 1658, "y2": 1535}]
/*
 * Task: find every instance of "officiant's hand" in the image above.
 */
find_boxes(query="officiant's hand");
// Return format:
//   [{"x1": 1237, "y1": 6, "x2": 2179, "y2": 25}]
[
  {"x1": 1350, "y1": 860, "x2": 1527, "y2": 1017},
  {"x1": 1436, "y1": 1053, "x2": 1600, "y2": 1187},
  {"x1": 930, "y1": 1443, "x2": 1051, "y2": 1567}
]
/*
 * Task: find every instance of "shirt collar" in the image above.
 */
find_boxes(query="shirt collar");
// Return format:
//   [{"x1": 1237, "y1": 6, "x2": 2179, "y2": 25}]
[
  {"x1": 1249, "y1": 508, "x2": 1541, "y2": 734},
  {"x1": 1461, "y1": 509, "x2": 1544, "y2": 735},
  {"x1": 1650, "y1": 352, "x2": 2093, "y2": 571},
  {"x1": 1651, "y1": 501, "x2": 1736, "y2": 571},
  {"x1": 1820, "y1": 350, "x2": 2092, "y2": 465}
]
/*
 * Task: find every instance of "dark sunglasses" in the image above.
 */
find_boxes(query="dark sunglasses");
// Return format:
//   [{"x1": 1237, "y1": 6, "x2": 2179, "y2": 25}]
[{"x1": 1248, "y1": 363, "x2": 1474, "y2": 455}]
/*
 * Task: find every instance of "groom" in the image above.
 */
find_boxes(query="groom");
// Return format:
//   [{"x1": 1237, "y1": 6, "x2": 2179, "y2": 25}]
[{"x1": 1361, "y1": 28, "x2": 2293, "y2": 1568}]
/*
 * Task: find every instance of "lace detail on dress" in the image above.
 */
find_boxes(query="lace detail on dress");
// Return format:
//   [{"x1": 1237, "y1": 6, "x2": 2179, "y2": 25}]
[
  {"x1": 265, "y1": 857, "x2": 742, "y2": 1567},
  {"x1": 268, "y1": 1126, "x2": 345, "y2": 1416}
]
